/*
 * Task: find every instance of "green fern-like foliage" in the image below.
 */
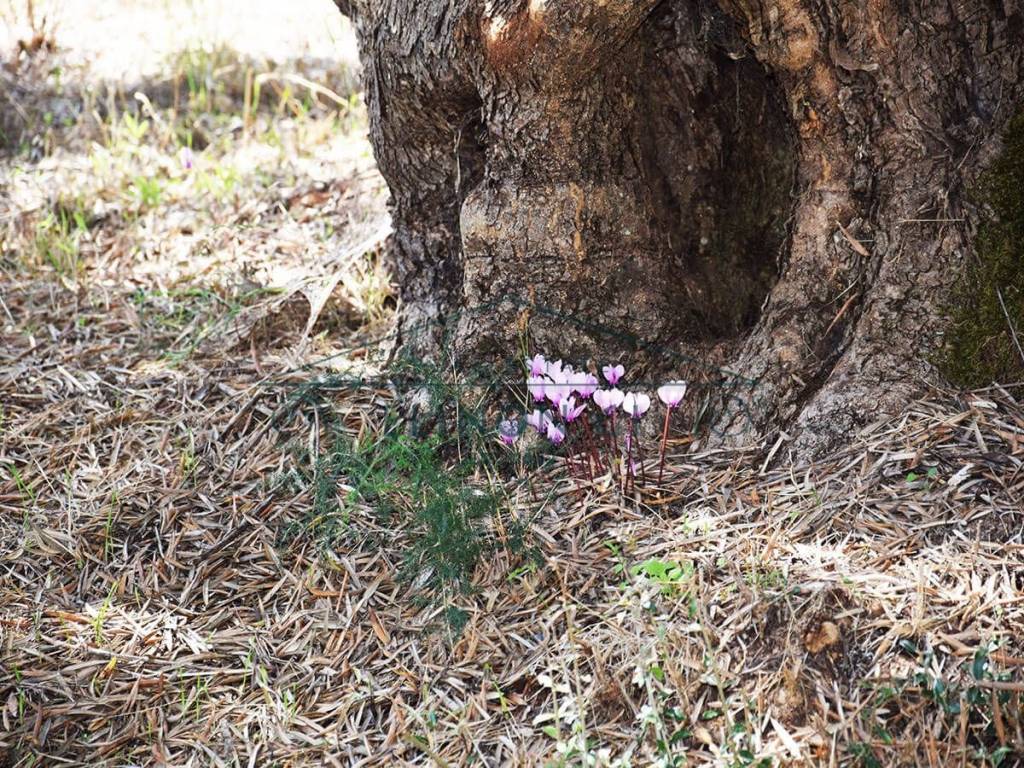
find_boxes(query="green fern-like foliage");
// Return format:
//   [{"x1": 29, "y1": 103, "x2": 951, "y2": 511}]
[
  {"x1": 942, "y1": 112, "x2": 1024, "y2": 386},
  {"x1": 275, "y1": 349, "x2": 545, "y2": 627}
]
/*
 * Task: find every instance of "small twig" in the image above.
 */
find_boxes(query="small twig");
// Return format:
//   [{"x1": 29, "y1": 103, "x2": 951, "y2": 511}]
[
  {"x1": 973, "y1": 679, "x2": 1024, "y2": 692},
  {"x1": 253, "y1": 71, "x2": 353, "y2": 109},
  {"x1": 823, "y1": 292, "x2": 859, "y2": 339},
  {"x1": 0, "y1": 292, "x2": 14, "y2": 323}
]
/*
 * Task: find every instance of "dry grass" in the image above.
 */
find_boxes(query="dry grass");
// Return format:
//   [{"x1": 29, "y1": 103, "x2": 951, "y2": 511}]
[
  {"x1": 2, "y1": 4, "x2": 1024, "y2": 767},
  {"x1": 2, "y1": 314, "x2": 1022, "y2": 766}
]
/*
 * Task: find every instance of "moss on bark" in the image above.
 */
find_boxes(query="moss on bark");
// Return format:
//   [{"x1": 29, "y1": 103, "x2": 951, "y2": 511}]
[{"x1": 940, "y1": 112, "x2": 1024, "y2": 387}]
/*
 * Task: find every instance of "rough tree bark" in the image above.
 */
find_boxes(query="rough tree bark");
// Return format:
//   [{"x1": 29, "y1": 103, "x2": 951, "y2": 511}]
[{"x1": 336, "y1": 0, "x2": 1023, "y2": 456}]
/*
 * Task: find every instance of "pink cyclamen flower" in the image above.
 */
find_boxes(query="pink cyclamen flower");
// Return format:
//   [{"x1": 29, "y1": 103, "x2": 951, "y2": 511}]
[
  {"x1": 572, "y1": 372, "x2": 599, "y2": 399},
  {"x1": 546, "y1": 421, "x2": 565, "y2": 445},
  {"x1": 527, "y1": 409, "x2": 550, "y2": 433},
  {"x1": 499, "y1": 419, "x2": 519, "y2": 445},
  {"x1": 527, "y1": 375, "x2": 548, "y2": 402},
  {"x1": 622, "y1": 392, "x2": 651, "y2": 419},
  {"x1": 602, "y1": 364, "x2": 625, "y2": 386},
  {"x1": 559, "y1": 396, "x2": 586, "y2": 423},
  {"x1": 180, "y1": 146, "x2": 194, "y2": 171},
  {"x1": 545, "y1": 369, "x2": 573, "y2": 407},
  {"x1": 593, "y1": 388, "x2": 624, "y2": 415},
  {"x1": 526, "y1": 354, "x2": 547, "y2": 377},
  {"x1": 656, "y1": 382, "x2": 686, "y2": 485},
  {"x1": 657, "y1": 381, "x2": 688, "y2": 408},
  {"x1": 545, "y1": 359, "x2": 565, "y2": 379}
]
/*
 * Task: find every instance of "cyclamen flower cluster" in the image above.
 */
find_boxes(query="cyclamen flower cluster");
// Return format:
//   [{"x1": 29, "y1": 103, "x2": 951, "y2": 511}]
[{"x1": 498, "y1": 353, "x2": 689, "y2": 494}]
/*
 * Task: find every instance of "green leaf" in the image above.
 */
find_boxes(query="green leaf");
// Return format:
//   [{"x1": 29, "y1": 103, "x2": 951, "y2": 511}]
[
  {"x1": 670, "y1": 727, "x2": 691, "y2": 744},
  {"x1": 972, "y1": 648, "x2": 989, "y2": 680},
  {"x1": 898, "y1": 639, "x2": 918, "y2": 656},
  {"x1": 990, "y1": 746, "x2": 1012, "y2": 767}
]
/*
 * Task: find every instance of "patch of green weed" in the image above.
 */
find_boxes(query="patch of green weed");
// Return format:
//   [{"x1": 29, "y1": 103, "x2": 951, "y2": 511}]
[
  {"x1": 129, "y1": 283, "x2": 278, "y2": 362},
  {"x1": 274, "y1": 351, "x2": 546, "y2": 627},
  {"x1": 854, "y1": 640, "x2": 1020, "y2": 765},
  {"x1": 31, "y1": 201, "x2": 88, "y2": 278}
]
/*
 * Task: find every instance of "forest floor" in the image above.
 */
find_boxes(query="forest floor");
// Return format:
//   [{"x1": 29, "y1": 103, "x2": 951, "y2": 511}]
[{"x1": 2, "y1": 3, "x2": 1024, "y2": 767}]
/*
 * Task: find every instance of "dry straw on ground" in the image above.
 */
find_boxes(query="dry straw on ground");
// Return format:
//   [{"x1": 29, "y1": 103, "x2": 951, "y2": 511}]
[
  {"x1": 2, "y1": 284, "x2": 1022, "y2": 765},
  {"x1": 2, "y1": 4, "x2": 1023, "y2": 765}
]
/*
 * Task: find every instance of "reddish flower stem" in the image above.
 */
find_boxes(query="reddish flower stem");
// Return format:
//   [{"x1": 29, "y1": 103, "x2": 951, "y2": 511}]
[
  {"x1": 561, "y1": 423, "x2": 585, "y2": 502},
  {"x1": 576, "y1": 421, "x2": 594, "y2": 481},
  {"x1": 566, "y1": 420, "x2": 591, "y2": 483},
  {"x1": 634, "y1": 419, "x2": 648, "y2": 488},
  {"x1": 582, "y1": 417, "x2": 602, "y2": 473},
  {"x1": 657, "y1": 406, "x2": 672, "y2": 486},
  {"x1": 563, "y1": 421, "x2": 577, "y2": 478},
  {"x1": 608, "y1": 413, "x2": 620, "y2": 483},
  {"x1": 625, "y1": 418, "x2": 636, "y2": 495}
]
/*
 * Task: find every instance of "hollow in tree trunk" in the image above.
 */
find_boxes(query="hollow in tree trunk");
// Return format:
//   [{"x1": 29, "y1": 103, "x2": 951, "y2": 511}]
[{"x1": 336, "y1": 0, "x2": 1024, "y2": 456}]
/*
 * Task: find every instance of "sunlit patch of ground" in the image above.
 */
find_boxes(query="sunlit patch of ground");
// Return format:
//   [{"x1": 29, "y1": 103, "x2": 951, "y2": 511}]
[
  {"x1": 2, "y1": 3, "x2": 1024, "y2": 767},
  {"x1": 1, "y1": 0, "x2": 391, "y2": 367},
  {"x1": 1, "y1": 0, "x2": 359, "y2": 79}
]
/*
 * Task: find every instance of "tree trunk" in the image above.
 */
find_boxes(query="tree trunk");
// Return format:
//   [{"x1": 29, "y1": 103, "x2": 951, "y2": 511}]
[{"x1": 337, "y1": 0, "x2": 1023, "y2": 455}]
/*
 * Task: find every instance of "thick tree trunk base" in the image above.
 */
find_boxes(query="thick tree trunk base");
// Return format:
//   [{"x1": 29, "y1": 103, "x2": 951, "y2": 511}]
[{"x1": 340, "y1": 0, "x2": 1024, "y2": 457}]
